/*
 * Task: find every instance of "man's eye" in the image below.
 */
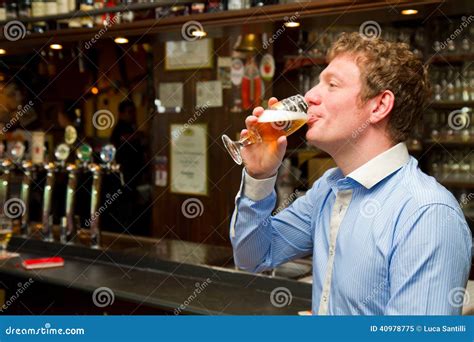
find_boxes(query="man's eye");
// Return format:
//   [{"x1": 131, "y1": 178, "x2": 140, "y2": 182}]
[{"x1": 329, "y1": 83, "x2": 337, "y2": 88}]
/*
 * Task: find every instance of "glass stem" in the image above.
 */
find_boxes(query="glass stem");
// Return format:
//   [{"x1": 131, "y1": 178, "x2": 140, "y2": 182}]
[{"x1": 239, "y1": 128, "x2": 261, "y2": 147}]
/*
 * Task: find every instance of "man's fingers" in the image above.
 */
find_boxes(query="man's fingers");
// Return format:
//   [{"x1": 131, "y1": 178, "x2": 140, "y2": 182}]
[
  {"x1": 268, "y1": 97, "x2": 279, "y2": 108},
  {"x1": 245, "y1": 115, "x2": 258, "y2": 130},
  {"x1": 252, "y1": 106, "x2": 264, "y2": 117}
]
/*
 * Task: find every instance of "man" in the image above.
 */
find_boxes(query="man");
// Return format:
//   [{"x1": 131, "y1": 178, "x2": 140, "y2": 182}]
[{"x1": 230, "y1": 32, "x2": 472, "y2": 315}]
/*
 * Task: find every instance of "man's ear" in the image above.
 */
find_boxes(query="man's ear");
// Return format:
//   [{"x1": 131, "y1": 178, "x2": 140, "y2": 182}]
[{"x1": 369, "y1": 90, "x2": 394, "y2": 124}]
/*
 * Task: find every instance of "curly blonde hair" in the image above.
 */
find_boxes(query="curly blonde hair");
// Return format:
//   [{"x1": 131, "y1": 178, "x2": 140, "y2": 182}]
[{"x1": 327, "y1": 32, "x2": 430, "y2": 142}]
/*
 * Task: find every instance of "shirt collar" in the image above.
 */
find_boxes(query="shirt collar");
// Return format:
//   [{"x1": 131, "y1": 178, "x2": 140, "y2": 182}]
[{"x1": 346, "y1": 142, "x2": 409, "y2": 189}]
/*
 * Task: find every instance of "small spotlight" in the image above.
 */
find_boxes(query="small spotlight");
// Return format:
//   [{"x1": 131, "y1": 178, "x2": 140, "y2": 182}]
[
  {"x1": 284, "y1": 21, "x2": 300, "y2": 28},
  {"x1": 114, "y1": 37, "x2": 129, "y2": 44},
  {"x1": 91, "y1": 87, "x2": 99, "y2": 95},
  {"x1": 50, "y1": 44, "x2": 63, "y2": 50},
  {"x1": 0, "y1": 49, "x2": 6, "y2": 55},
  {"x1": 192, "y1": 30, "x2": 207, "y2": 38},
  {"x1": 401, "y1": 9, "x2": 418, "y2": 15}
]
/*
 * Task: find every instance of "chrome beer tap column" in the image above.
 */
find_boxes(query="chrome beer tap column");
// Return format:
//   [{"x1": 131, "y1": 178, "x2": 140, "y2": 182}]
[
  {"x1": 42, "y1": 144, "x2": 70, "y2": 242},
  {"x1": 87, "y1": 144, "x2": 118, "y2": 249},
  {"x1": 88, "y1": 163, "x2": 102, "y2": 249},
  {"x1": 19, "y1": 160, "x2": 33, "y2": 236}
]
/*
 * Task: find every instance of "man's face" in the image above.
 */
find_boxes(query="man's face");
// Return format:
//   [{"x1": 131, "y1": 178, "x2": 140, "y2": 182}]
[{"x1": 304, "y1": 53, "x2": 372, "y2": 152}]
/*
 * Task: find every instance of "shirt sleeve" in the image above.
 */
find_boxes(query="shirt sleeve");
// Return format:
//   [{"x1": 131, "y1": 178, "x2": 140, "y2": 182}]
[
  {"x1": 384, "y1": 204, "x2": 472, "y2": 315},
  {"x1": 229, "y1": 169, "x2": 318, "y2": 273}
]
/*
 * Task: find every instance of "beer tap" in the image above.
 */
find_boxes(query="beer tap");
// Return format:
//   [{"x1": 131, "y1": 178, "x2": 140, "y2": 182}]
[
  {"x1": 88, "y1": 144, "x2": 118, "y2": 249},
  {"x1": 19, "y1": 160, "x2": 33, "y2": 236},
  {"x1": 42, "y1": 143, "x2": 70, "y2": 242},
  {"x1": 60, "y1": 126, "x2": 79, "y2": 244},
  {"x1": 62, "y1": 141, "x2": 91, "y2": 244},
  {"x1": 0, "y1": 142, "x2": 25, "y2": 221}
]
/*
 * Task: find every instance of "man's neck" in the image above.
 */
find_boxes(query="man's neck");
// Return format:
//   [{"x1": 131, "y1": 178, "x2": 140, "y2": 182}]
[{"x1": 329, "y1": 136, "x2": 396, "y2": 176}]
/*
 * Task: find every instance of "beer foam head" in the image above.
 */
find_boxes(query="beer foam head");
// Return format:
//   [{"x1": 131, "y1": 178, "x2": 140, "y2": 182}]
[{"x1": 258, "y1": 109, "x2": 307, "y2": 123}]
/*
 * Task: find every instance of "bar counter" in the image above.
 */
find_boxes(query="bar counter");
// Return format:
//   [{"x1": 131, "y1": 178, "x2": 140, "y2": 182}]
[{"x1": 0, "y1": 235, "x2": 312, "y2": 315}]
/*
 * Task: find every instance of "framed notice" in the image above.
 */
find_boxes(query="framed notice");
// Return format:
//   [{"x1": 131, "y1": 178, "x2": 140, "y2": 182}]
[
  {"x1": 165, "y1": 39, "x2": 213, "y2": 70},
  {"x1": 170, "y1": 123, "x2": 208, "y2": 196},
  {"x1": 196, "y1": 80, "x2": 222, "y2": 108}
]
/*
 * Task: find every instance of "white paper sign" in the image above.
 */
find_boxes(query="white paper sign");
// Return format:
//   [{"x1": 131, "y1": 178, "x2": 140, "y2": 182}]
[
  {"x1": 170, "y1": 124, "x2": 208, "y2": 195},
  {"x1": 159, "y1": 82, "x2": 184, "y2": 108},
  {"x1": 196, "y1": 81, "x2": 223, "y2": 108}
]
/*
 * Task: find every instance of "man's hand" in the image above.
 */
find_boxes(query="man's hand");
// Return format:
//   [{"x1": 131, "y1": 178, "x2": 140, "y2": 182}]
[{"x1": 241, "y1": 97, "x2": 287, "y2": 179}]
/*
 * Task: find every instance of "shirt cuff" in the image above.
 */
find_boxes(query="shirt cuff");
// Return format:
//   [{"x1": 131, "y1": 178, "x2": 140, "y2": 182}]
[{"x1": 243, "y1": 169, "x2": 277, "y2": 201}]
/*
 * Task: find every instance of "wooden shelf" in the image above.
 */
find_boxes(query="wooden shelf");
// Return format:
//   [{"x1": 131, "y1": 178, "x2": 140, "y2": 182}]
[
  {"x1": 427, "y1": 53, "x2": 474, "y2": 64},
  {"x1": 440, "y1": 180, "x2": 474, "y2": 189},
  {"x1": 424, "y1": 139, "x2": 474, "y2": 147},
  {"x1": 0, "y1": 0, "x2": 442, "y2": 53},
  {"x1": 282, "y1": 56, "x2": 326, "y2": 74},
  {"x1": 430, "y1": 101, "x2": 474, "y2": 109}
]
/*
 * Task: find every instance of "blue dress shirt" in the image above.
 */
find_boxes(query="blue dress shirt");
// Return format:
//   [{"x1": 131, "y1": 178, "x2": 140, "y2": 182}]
[{"x1": 230, "y1": 143, "x2": 472, "y2": 315}]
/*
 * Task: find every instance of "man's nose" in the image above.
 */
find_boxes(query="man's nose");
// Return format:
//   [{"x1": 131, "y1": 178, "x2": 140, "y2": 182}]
[{"x1": 304, "y1": 84, "x2": 322, "y2": 106}]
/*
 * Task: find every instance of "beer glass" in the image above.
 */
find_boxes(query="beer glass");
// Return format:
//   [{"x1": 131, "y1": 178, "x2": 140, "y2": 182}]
[{"x1": 222, "y1": 94, "x2": 308, "y2": 165}]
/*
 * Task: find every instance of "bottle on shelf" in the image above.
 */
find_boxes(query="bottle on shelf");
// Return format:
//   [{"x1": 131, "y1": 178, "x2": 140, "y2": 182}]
[
  {"x1": 0, "y1": 0, "x2": 7, "y2": 21},
  {"x1": 31, "y1": 0, "x2": 47, "y2": 33},
  {"x1": 18, "y1": 0, "x2": 32, "y2": 17},
  {"x1": 6, "y1": 0, "x2": 18, "y2": 19},
  {"x1": 79, "y1": 0, "x2": 94, "y2": 28},
  {"x1": 120, "y1": 0, "x2": 134, "y2": 24}
]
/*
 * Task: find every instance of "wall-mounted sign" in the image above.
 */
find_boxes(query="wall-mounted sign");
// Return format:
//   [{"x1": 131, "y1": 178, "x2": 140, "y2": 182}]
[
  {"x1": 165, "y1": 39, "x2": 213, "y2": 70},
  {"x1": 170, "y1": 124, "x2": 208, "y2": 196},
  {"x1": 196, "y1": 81, "x2": 223, "y2": 108}
]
